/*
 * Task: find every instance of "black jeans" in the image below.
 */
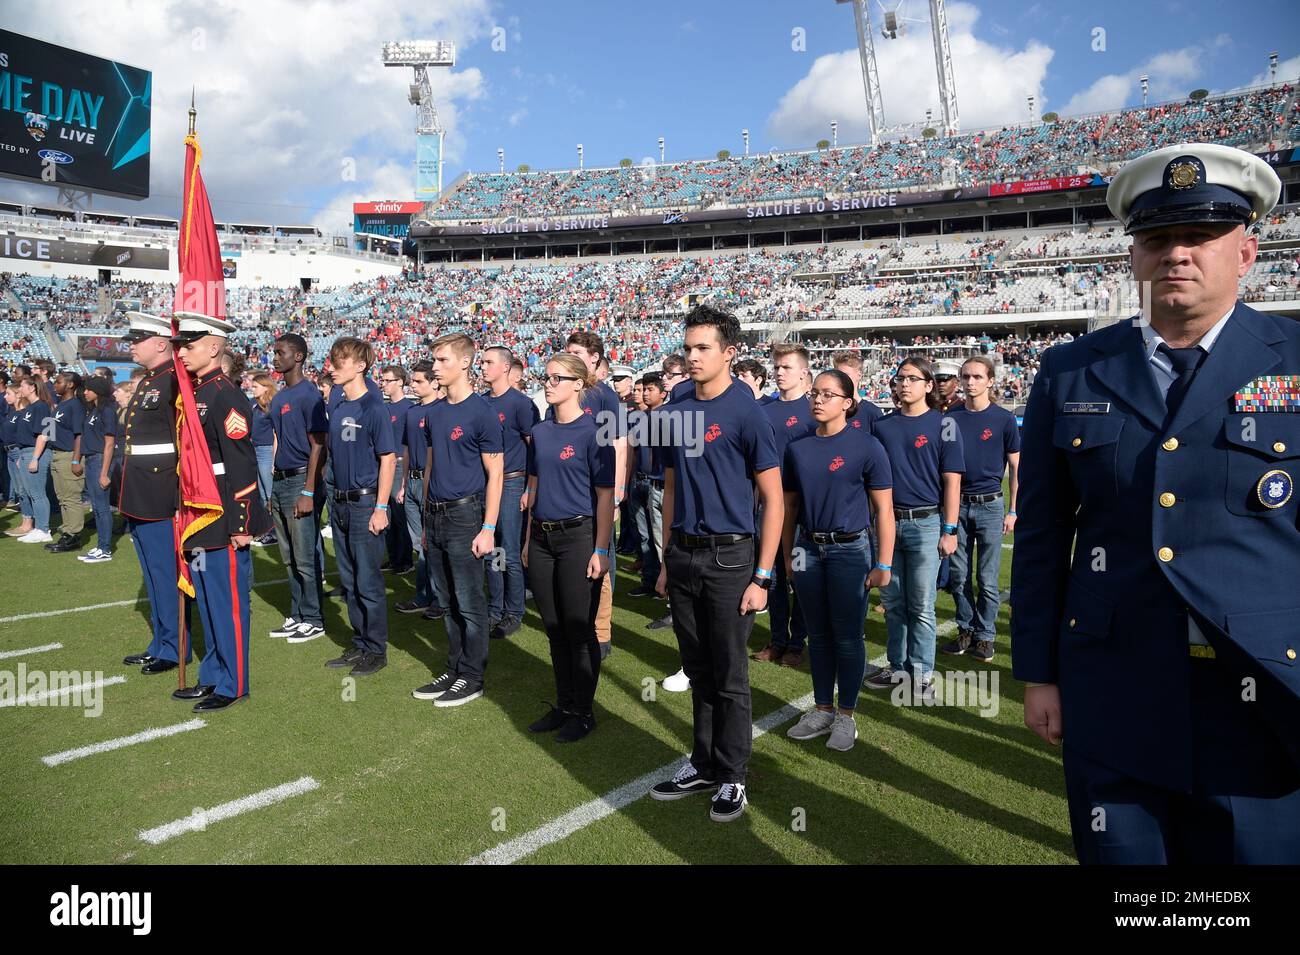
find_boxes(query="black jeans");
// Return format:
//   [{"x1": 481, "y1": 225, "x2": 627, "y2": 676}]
[
  {"x1": 665, "y1": 536, "x2": 757, "y2": 784},
  {"x1": 528, "y1": 518, "x2": 602, "y2": 715},
  {"x1": 425, "y1": 495, "x2": 489, "y2": 683}
]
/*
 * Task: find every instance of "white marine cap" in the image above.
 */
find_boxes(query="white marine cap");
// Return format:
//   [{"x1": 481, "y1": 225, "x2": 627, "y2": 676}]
[
  {"x1": 120, "y1": 311, "x2": 173, "y2": 343},
  {"x1": 170, "y1": 312, "x2": 237, "y2": 344}
]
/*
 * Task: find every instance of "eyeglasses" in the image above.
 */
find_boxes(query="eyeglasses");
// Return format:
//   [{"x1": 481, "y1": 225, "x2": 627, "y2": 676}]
[
  {"x1": 380, "y1": 377, "x2": 400, "y2": 384},
  {"x1": 542, "y1": 374, "x2": 581, "y2": 386},
  {"x1": 891, "y1": 375, "x2": 927, "y2": 386},
  {"x1": 809, "y1": 389, "x2": 849, "y2": 402}
]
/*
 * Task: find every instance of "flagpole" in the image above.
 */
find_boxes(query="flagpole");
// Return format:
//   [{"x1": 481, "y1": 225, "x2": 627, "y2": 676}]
[{"x1": 178, "y1": 86, "x2": 196, "y2": 691}]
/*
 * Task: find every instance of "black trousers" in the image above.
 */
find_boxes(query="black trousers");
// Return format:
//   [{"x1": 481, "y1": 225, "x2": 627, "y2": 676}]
[
  {"x1": 665, "y1": 536, "x2": 757, "y2": 784},
  {"x1": 528, "y1": 518, "x2": 603, "y2": 715}
]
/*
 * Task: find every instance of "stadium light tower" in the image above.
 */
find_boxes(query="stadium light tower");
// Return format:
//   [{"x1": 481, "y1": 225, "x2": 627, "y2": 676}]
[
  {"x1": 742, "y1": 128, "x2": 749, "y2": 156},
  {"x1": 1269, "y1": 52, "x2": 1278, "y2": 83},
  {"x1": 497, "y1": 147, "x2": 505, "y2": 174},
  {"x1": 658, "y1": 137, "x2": 665, "y2": 163},
  {"x1": 1140, "y1": 75, "x2": 1149, "y2": 106},
  {"x1": 577, "y1": 144, "x2": 584, "y2": 169},
  {"x1": 1027, "y1": 93, "x2": 1035, "y2": 123},
  {"x1": 831, "y1": 121, "x2": 838, "y2": 146},
  {"x1": 382, "y1": 40, "x2": 456, "y2": 201}
]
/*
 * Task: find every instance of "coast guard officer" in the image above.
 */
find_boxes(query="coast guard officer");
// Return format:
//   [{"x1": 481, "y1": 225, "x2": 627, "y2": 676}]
[
  {"x1": 170, "y1": 313, "x2": 271, "y2": 711},
  {"x1": 1012, "y1": 142, "x2": 1300, "y2": 863},
  {"x1": 119, "y1": 312, "x2": 187, "y2": 678}
]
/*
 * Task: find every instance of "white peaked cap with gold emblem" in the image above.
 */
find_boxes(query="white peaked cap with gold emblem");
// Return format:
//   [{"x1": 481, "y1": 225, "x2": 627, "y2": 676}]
[
  {"x1": 171, "y1": 312, "x2": 237, "y2": 344},
  {"x1": 120, "y1": 311, "x2": 173, "y2": 343},
  {"x1": 1106, "y1": 142, "x2": 1281, "y2": 235}
]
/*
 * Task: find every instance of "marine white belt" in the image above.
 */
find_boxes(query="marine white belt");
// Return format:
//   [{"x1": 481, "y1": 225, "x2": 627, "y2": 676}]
[{"x1": 129, "y1": 443, "x2": 175, "y2": 456}]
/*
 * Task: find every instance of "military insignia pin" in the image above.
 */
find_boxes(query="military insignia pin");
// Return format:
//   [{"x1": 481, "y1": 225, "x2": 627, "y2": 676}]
[
  {"x1": 1169, "y1": 161, "x2": 1199, "y2": 189},
  {"x1": 1256, "y1": 469, "x2": 1293, "y2": 509}
]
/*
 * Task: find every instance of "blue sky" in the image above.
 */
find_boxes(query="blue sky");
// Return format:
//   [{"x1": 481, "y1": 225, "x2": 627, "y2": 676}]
[{"x1": 2, "y1": 0, "x2": 1297, "y2": 231}]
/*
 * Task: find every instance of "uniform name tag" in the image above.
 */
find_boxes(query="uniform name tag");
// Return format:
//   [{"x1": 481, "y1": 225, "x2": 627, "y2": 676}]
[
  {"x1": 1235, "y1": 375, "x2": 1300, "y2": 413},
  {"x1": 1062, "y1": 402, "x2": 1111, "y2": 414}
]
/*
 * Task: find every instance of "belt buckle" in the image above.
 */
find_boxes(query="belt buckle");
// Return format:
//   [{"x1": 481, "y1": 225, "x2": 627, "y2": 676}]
[{"x1": 1189, "y1": 644, "x2": 1216, "y2": 660}]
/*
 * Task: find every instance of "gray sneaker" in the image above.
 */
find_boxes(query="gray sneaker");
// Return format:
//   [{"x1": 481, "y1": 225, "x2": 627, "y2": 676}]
[
  {"x1": 787, "y1": 708, "x2": 835, "y2": 740},
  {"x1": 827, "y1": 712, "x2": 858, "y2": 751}
]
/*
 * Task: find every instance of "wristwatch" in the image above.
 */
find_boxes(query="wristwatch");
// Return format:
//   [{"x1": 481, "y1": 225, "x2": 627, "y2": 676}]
[{"x1": 750, "y1": 574, "x2": 772, "y2": 590}]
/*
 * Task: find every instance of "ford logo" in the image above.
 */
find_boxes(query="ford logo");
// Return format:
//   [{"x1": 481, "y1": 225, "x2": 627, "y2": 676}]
[{"x1": 38, "y1": 149, "x2": 74, "y2": 164}]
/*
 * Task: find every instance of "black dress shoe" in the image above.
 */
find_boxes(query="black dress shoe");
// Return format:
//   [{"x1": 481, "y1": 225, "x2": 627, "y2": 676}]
[
  {"x1": 172, "y1": 684, "x2": 215, "y2": 701},
  {"x1": 47, "y1": 533, "x2": 81, "y2": 553},
  {"x1": 325, "y1": 584, "x2": 345, "y2": 598},
  {"x1": 141, "y1": 659, "x2": 179, "y2": 675},
  {"x1": 123, "y1": 652, "x2": 156, "y2": 666},
  {"x1": 193, "y1": 693, "x2": 245, "y2": 712}
]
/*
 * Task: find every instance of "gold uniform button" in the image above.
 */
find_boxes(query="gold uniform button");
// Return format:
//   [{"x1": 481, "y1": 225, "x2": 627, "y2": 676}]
[
  {"x1": 1162, "y1": 437, "x2": 1179, "y2": 451},
  {"x1": 1069, "y1": 618, "x2": 1077, "y2": 628},
  {"x1": 1287, "y1": 648, "x2": 1297, "y2": 661},
  {"x1": 1158, "y1": 546, "x2": 1174, "y2": 562},
  {"x1": 1071, "y1": 437, "x2": 1082, "y2": 447},
  {"x1": 1274, "y1": 442, "x2": 1287, "y2": 453},
  {"x1": 1159, "y1": 492, "x2": 1176, "y2": 507}
]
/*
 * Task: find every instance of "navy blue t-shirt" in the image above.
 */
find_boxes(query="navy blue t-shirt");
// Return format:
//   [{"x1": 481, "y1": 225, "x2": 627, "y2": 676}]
[
  {"x1": 848, "y1": 400, "x2": 884, "y2": 433},
  {"x1": 50, "y1": 397, "x2": 85, "y2": 451},
  {"x1": 386, "y1": 397, "x2": 412, "y2": 460},
  {"x1": 758, "y1": 391, "x2": 779, "y2": 405},
  {"x1": 760, "y1": 393, "x2": 816, "y2": 465},
  {"x1": 1, "y1": 404, "x2": 19, "y2": 447},
  {"x1": 272, "y1": 378, "x2": 328, "y2": 470},
  {"x1": 327, "y1": 378, "x2": 382, "y2": 412},
  {"x1": 662, "y1": 379, "x2": 780, "y2": 535},
  {"x1": 328, "y1": 391, "x2": 395, "y2": 491},
  {"x1": 80, "y1": 402, "x2": 119, "y2": 456},
  {"x1": 250, "y1": 404, "x2": 275, "y2": 447},
  {"x1": 16, "y1": 400, "x2": 51, "y2": 448},
  {"x1": 421, "y1": 392, "x2": 504, "y2": 502},
  {"x1": 628, "y1": 408, "x2": 666, "y2": 479},
  {"x1": 527, "y1": 415, "x2": 616, "y2": 521},
  {"x1": 486, "y1": 387, "x2": 541, "y2": 474},
  {"x1": 871, "y1": 409, "x2": 965, "y2": 509},
  {"x1": 946, "y1": 403, "x2": 1020, "y2": 494},
  {"x1": 403, "y1": 399, "x2": 437, "y2": 471},
  {"x1": 783, "y1": 426, "x2": 892, "y2": 533}
]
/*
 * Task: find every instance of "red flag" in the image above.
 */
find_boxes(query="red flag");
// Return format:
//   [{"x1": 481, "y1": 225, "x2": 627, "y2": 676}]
[{"x1": 171, "y1": 132, "x2": 225, "y2": 596}]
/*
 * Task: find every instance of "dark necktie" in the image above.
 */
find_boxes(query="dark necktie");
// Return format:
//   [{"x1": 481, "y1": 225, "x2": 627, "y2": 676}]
[{"x1": 1158, "y1": 342, "x2": 1206, "y2": 424}]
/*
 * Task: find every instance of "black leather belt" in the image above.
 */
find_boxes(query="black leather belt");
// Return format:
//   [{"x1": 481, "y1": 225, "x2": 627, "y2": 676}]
[
  {"x1": 424, "y1": 494, "x2": 477, "y2": 513},
  {"x1": 894, "y1": 505, "x2": 939, "y2": 521},
  {"x1": 673, "y1": 530, "x2": 753, "y2": 549},
  {"x1": 274, "y1": 466, "x2": 307, "y2": 479},
  {"x1": 532, "y1": 515, "x2": 591, "y2": 532},
  {"x1": 636, "y1": 473, "x2": 665, "y2": 488},
  {"x1": 334, "y1": 487, "x2": 377, "y2": 502},
  {"x1": 961, "y1": 491, "x2": 1002, "y2": 504},
  {"x1": 407, "y1": 468, "x2": 424, "y2": 478},
  {"x1": 807, "y1": 529, "x2": 867, "y2": 544},
  {"x1": 504, "y1": 469, "x2": 527, "y2": 479}
]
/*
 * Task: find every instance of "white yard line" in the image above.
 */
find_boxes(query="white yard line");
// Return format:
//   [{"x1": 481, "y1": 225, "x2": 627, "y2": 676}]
[
  {"x1": 0, "y1": 674, "x2": 127, "y2": 708},
  {"x1": 0, "y1": 578, "x2": 291, "y2": 625},
  {"x1": 137, "y1": 776, "x2": 321, "y2": 845},
  {"x1": 0, "y1": 642, "x2": 63, "y2": 660},
  {"x1": 41, "y1": 718, "x2": 206, "y2": 767}
]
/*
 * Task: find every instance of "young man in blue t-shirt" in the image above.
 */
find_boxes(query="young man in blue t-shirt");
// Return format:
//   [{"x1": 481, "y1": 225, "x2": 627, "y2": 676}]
[
  {"x1": 394, "y1": 361, "x2": 445, "y2": 618},
  {"x1": 940, "y1": 355, "x2": 1019, "y2": 662},
  {"x1": 649, "y1": 306, "x2": 783, "y2": 823},
  {"x1": 380, "y1": 366, "x2": 414, "y2": 574},
  {"x1": 45, "y1": 371, "x2": 87, "y2": 553}
]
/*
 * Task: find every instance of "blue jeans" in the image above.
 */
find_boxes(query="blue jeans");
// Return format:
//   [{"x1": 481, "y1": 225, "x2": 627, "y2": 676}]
[
  {"x1": 947, "y1": 497, "x2": 1004, "y2": 640},
  {"x1": 425, "y1": 495, "x2": 489, "y2": 683},
  {"x1": 633, "y1": 478, "x2": 663, "y2": 587},
  {"x1": 792, "y1": 531, "x2": 870, "y2": 709},
  {"x1": 271, "y1": 473, "x2": 324, "y2": 627},
  {"x1": 486, "y1": 474, "x2": 525, "y2": 621},
  {"x1": 7, "y1": 447, "x2": 29, "y2": 517},
  {"x1": 879, "y1": 512, "x2": 941, "y2": 680},
  {"x1": 330, "y1": 494, "x2": 388, "y2": 654},
  {"x1": 254, "y1": 444, "x2": 274, "y2": 524},
  {"x1": 402, "y1": 473, "x2": 441, "y2": 609},
  {"x1": 83, "y1": 453, "x2": 114, "y2": 552},
  {"x1": 16, "y1": 447, "x2": 51, "y2": 530}
]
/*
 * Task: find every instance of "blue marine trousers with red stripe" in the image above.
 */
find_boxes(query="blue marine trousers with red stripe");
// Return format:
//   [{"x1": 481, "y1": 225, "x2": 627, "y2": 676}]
[
  {"x1": 188, "y1": 545, "x2": 252, "y2": 700},
  {"x1": 132, "y1": 517, "x2": 190, "y2": 664}
]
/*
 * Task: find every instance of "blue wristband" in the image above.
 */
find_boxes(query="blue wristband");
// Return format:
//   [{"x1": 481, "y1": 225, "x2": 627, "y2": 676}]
[
  {"x1": 300, "y1": 490, "x2": 314, "y2": 498},
  {"x1": 482, "y1": 523, "x2": 496, "y2": 531},
  {"x1": 375, "y1": 503, "x2": 389, "y2": 512},
  {"x1": 754, "y1": 566, "x2": 773, "y2": 579},
  {"x1": 874, "y1": 562, "x2": 892, "y2": 571},
  {"x1": 943, "y1": 523, "x2": 958, "y2": 534},
  {"x1": 594, "y1": 547, "x2": 610, "y2": 557},
  {"x1": 1007, "y1": 510, "x2": 1016, "y2": 516}
]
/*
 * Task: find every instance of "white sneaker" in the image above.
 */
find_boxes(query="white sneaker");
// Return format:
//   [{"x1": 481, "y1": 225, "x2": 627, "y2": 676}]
[
  {"x1": 18, "y1": 529, "x2": 52, "y2": 543},
  {"x1": 827, "y1": 712, "x2": 858, "y2": 751},
  {"x1": 662, "y1": 668, "x2": 690, "y2": 692},
  {"x1": 787, "y1": 708, "x2": 835, "y2": 740},
  {"x1": 320, "y1": 525, "x2": 333, "y2": 540},
  {"x1": 268, "y1": 617, "x2": 299, "y2": 638}
]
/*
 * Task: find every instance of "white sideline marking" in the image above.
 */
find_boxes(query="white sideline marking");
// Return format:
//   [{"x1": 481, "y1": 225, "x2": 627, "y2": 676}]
[
  {"x1": 137, "y1": 775, "x2": 320, "y2": 845},
  {"x1": 0, "y1": 578, "x2": 291, "y2": 624},
  {"x1": 1003, "y1": 543, "x2": 1013, "y2": 550},
  {"x1": 0, "y1": 674, "x2": 127, "y2": 708},
  {"x1": 42, "y1": 718, "x2": 206, "y2": 767},
  {"x1": 0, "y1": 642, "x2": 63, "y2": 660}
]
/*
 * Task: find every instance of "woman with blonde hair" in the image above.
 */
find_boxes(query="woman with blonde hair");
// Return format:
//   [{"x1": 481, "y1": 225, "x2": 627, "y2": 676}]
[{"x1": 248, "y1": 372, "x2": 278, "y2": 546}]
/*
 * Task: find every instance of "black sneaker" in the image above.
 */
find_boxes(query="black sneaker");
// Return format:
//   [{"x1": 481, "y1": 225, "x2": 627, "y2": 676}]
[
  {"x1": 350, "y1": 652, "x2": 388, "y2": 676},
  {"x1": 650, "y1": 764, "x2": 717, "y2": 800},
  {"x1": 941, "y1": 629, "x2": 975, "y2": 655},
  {"x1": 434, "y1": 678, "x2": 483, "y2": 707},
  {"x1": 970, "y1": 639, "x2": 995, "y2": 662},
  {"x1": 528, "y1": 704, "x2": 570, "y2": 733},
  {"x1": 491, "y1": 616, "x2": 521, "y2": 640},
  {"x1": 709, "y1": 783, "x2": 748, "y2": 823},
  {"x1": 395, "y1": 600, "x2": 429, "y2": 614},
  {"x1": 325, "y1": 647, "x2": 366, "y2": 669},
  {"x1": 599, "y1": 641, "x2": 612, "y2": 661},
  {"x1": 647, "y1": 613, "x2": 672, "y2": 630},
  {"x1": 422, "y1": 605, "x2": 446, "y2": 620},
  {"x1": 412, "y1": 672, "x2": 456, "y2": 700},
  {"x1": 556, "y1": 712, "x2": 596, "y2": 743},
  {"x1": 627, "y1": 585, "x2": 657, "y2": 598},
  {"x1": 488, "y1": 616, "x2": 502, "y2": 633},
  {"x1": 325, "y1": 584, "x2": 345, "y2": 598}
]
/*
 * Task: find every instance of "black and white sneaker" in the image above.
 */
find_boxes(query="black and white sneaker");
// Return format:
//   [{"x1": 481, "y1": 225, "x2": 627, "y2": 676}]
[
  {"x1": 434, "y1": 678, "x2": 483, "y2": 708},
  {"x1": 412, "y1": 672, "x2": 456, "y2": 700},
  {"x1": 269, "y1": 617, "x2": 299, "y2": 639},
  {"x1": 325, "y1": 648, "x2": 365, "y2": 669},
  {"x1": 77, "y1": 547, "x2": 113, "y2": 563},
  {"x1": 286, "y1": 622, "x2": 325, "y2": 643},
  {"x1": 650, "y1": 763, "x2": 717, "y2": 801},
  {"x1": 709, "y1": 783, "x2": 748, "y2": 823}
]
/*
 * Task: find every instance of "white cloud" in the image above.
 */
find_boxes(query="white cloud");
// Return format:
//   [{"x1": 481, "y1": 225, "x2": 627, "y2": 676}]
[
  {"x1": 1242, "y1": 52, "x2": 1300, "y2": 89},
  {"x1": 507, "y1": 108, "x2": 529, "y2": 127},
  {"x1": 1, "y1": 0, "x2": 494, "y2": 234},
  {"x1": 1059, "y1": 45, "x2": 1208, "y2": 117},
  {"x1": 767, "y1": 2, "x2": 1054, "y2": 145}
]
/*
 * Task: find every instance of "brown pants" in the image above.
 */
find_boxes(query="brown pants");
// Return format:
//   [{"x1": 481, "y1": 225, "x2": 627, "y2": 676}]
[
  {"x1": 596, "y1": 573, "x2": 612, "y2": 643},
  {"x1": 51, "y1": 450, "x2": 86, "y2": 536}
]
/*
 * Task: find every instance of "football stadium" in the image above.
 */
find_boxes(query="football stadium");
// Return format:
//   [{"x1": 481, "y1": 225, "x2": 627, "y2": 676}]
[{"x1": 2, "y1": 1, "x2": 1300, "y2": 904}]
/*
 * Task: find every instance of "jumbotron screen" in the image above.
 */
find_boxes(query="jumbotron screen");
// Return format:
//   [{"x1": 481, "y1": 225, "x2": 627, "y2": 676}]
[
  {"x1": 0, "y1": 29, "x2": 152, "y2": 199},
  {"x1": 354, "y1": 200, "x2": 423, "y2": 238}
]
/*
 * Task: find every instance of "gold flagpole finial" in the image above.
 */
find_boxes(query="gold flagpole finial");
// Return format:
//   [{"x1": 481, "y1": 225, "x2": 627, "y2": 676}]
[{"x1": 188, "y1": 87, "x2": 196, "y2": 136}]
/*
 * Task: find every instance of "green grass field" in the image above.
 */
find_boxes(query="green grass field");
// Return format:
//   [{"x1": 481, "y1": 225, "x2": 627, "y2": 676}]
[{"x1": 0, "y1": 505, "x2": 1073, "y2": 865}]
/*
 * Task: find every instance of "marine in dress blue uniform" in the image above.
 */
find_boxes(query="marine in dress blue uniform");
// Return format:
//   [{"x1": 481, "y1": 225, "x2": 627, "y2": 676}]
[{"x1": 1011, "y1": 143, "x2": 1300, "y2": 863}]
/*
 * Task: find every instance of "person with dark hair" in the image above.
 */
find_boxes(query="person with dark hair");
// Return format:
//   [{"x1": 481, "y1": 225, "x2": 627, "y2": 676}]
[
  {"x1": 523, "y1": 353, "x2": 616, "y2": 742},
  {"x1": 649, "y1": 304, "x2": 783, "y2": 823},
  {"x1": 783, "y1": 369, "x2": 895, "y2": 751},
  {"x1": 661, "y1": 353, "x2": 688, "y2": 400},
  {"x1": 394, "y1": 360, "x2": 445, "y2": 619},
  {"x1": 45, "y1": 371, "x2": 87, "y2": 553},
  {"x1": 77, "y1": 376, "x2": 118, "y2": 563},
  {"x1": 2, "y1": 378, "x2": 21, "y2": 513},
  {"x1": 833, "y1": 350, "x2": 884, "y2": 430},
  {"x1": 864, "y1": 355, "x2": 964, "y2": 700},
  {"x1": 627, "y1": 373, "x2": 667, "y2": 599},
  {"x1": 733, "y1": 359, "x2": 767, "y2": 401},
  {"x1": 13, "y1": 375, "x2": 54, "y2": 543},
  {"x1": 379, "y1": 364, "x2": 414, "y2": 574},
  {"x1": 247, "y1": 372, "x2": 278, "y2": 549},
  {"x1": 267, "y1": 333, "x2": 328, "y2": 643},
  {"x1": 481, "y1": 345, "x2": 539, "y2": 640},
  {"x1": 509, "y1": 359, "x2": 526, "y2": 393}
]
